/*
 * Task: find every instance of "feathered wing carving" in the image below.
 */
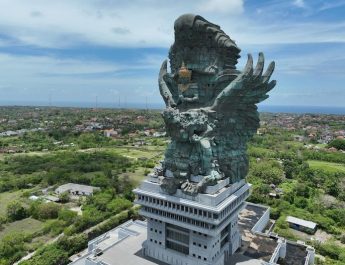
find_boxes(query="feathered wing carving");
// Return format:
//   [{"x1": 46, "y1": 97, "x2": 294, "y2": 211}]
[
  {"x1": 158, "y1": 60, "x2": 176, "y2": 107},
  {"x1": 211, "y1": 53, "x2": 276, "y2": 112}
]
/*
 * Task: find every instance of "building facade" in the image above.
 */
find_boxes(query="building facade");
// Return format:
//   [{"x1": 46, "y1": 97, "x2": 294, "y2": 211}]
[{"x1": 134, "y1": 176, "x2": 250, "y2": 265}]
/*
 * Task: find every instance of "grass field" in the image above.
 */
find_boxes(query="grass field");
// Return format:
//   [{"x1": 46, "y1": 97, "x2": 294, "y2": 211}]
[
  {"x1": 283, "y1": 141, "x2": 304, "y2": 148},
  {"x1": 248, "y1": 146, "x2": 276, "y2": 158},
  {"x1": 78, "y1": 146, "x2": 164, "y2": 160},
  {"x1": 0, "y1": 190, "x2": 26, "y2": 216},
  {"x1": 120, "y1": 167, "x2": 148, "y2": 186},
  {"x1": 0, "y1": 217, "x2": 43, "y2": 240},
  {"x1": 115, "y1": 147, "x2": 163, "y2": 160},
  {"x1": 308, "y1": 160, "x2": 345, "y2": 173},
  {"x1": 315, "y1": 143, "x2": 327, "y2": 148}
]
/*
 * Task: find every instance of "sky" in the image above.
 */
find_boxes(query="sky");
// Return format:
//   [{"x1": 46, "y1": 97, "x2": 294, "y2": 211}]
[{"x1": 0, "y1": 0, "x2": 344, "y2": 108}]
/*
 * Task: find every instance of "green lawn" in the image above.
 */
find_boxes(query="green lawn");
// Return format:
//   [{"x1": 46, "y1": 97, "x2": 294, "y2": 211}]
[
  {"x1": 315, "y1": 143, "x2": 327, "y2": 148},
  {"x1": 115, "y1": 147, "x2": 163, "y2": 160},
  {"x1": 283, "y1": 141, "x2": 304, "y2": 148},
  {"x1": 0, "y1": 217, "x2": 44, "y2": 240},
  {"x1": 0, "y1": 190, "x2": 26, "y2": 216},
  {"x1": 248, "y1": 146, "x2": 276, "y2": 159},
  {"x1": 120, "y1": 167, "x2": 149, "y2": 186},
  {"x1": 77, "y1": 146, "x2": 163, "y2": 160},
  {"x1": 308, "y1": 160, "x2": 345, "y2": 173}
]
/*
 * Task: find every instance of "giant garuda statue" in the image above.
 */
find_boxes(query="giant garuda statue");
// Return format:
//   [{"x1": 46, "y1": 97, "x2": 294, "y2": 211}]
[{"x1": 158, "y1": 14, "x2": 276, "y2": 195}]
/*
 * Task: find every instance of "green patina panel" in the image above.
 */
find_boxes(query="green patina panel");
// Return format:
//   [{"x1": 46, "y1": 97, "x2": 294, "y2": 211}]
[{"x1": 158, "y1": 14, "x2": 276, "y2": 195}]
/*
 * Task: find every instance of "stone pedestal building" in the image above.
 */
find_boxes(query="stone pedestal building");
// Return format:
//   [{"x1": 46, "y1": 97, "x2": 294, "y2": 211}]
[
  {"x1": 134, "y1": 177, "x2": 250, "y2": 265},
  {"x1": 134, "y1": 13, "x2": 276, "y2": 265}
]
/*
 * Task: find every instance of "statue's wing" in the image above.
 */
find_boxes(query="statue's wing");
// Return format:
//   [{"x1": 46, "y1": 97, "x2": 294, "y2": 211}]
[
  {"x1": 211, "y1": 53, "x2": 276, "y2": 111},
  {"x1": 159, "y1": 60, "x2": 177, "y2": 107}
]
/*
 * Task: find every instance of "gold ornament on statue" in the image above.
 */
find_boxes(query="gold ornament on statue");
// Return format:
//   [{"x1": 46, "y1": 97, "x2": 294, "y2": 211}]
[
  {"x1": 178, "y1": 62, "x2": 192, "y2": 79},
  {"x1": 178, "y1": 62, "x2": 192, "y2": 92}
]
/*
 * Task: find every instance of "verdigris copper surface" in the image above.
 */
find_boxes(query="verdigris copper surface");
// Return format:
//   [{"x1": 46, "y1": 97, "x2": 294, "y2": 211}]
[{"x1": 158, "y1": 14, "x2": 276, "y2": 195}]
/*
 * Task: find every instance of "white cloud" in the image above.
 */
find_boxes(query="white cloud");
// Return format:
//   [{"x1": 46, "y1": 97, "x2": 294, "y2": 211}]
[
  {"x1": 0, "y1": 52, "x2": 162, "y2": 103},
  {"x1": 318, "y1": 1, "x2": 345, "y2": 11},
  {"x1": 276, "y1": 48, "x2": 345, "y2": 75},
  {"x1": 0, "y1": 0, "x2": 345, "y2": 107},
  {"x1": 232, "y1": 21, "x2": 345, "y2": 45},
  {"x1": 198, "y1": 0, "x2": 244, "y2": 14},
  {"x1": 0, "y1": 0, "x2": 344, "y2": 50},
  {"x1": 293, "y1": 0, "x2": 305, "y2": 8}
]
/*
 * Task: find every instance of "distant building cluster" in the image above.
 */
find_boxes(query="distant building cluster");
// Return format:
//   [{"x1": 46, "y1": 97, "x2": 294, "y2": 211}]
[
  {"x1": 0, "y1": 128, "x2": 44, "y2": 138},
  {"x1": 259, "y1": 113, "x2": 345, "y2": 151}
]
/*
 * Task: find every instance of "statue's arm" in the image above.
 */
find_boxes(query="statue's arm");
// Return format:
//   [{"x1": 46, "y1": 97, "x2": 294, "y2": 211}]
[
  {"x1": 211, "y1": 53, "x2": 276, "y2": 110},
  {"x1": 159, "y1": 60, "x2": 177, "y2": 107}
]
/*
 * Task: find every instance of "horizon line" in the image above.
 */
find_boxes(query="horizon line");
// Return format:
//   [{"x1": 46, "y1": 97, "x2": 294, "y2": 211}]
[{"x1": 0, "y1": 102, "x2": 344, "y2": 115}]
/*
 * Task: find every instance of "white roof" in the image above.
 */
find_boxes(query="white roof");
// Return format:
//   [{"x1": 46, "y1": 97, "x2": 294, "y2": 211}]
[
  {"x1": 56, "y1": 183, "x2": 100, "y2": 194},
  {"x1": 286, "y1": 216, "x2": 317, "y2": 229}
]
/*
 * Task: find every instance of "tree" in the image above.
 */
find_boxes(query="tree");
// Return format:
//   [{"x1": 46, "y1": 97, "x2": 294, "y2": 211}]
[
  {"x1": 6, "y1": 201, "x2": 27, "y2": 221},
  {"x1": 248, "y1": 183, "x2": 270, "y2": 204},
  {"x1": 328, "y1": 139, "x2": 345, "y2": 151},
  {"x1": 58, "y1": 209, "x2": 77, "y2": 225},
  {"x1": 92, "y1": 192, "x2": 112, "y2": 211},
  {"x1": 58, "y1": 234, "x2": 87, "y2": 254},
  {"x1": 106, "y1": 198, "x2": 132, "y2": 214},
  {"x1": 90, "y1": 174, "x2": 109, "y2": 188},
  {"x1": 249, "y1": 160, "x2": 284, "y2": 185},
  {"x1": 326, "y1": 180, "x2": 340, "y2": 197},
  {"x1": 32, "y1": 202, "x2": 61, "y2": 220},
  {"x1": 283, "y1": 191, "x2": 295, "y2": 204},
  {"x1": 294, "y1": 197, "x2": 308, "y2": 208},
  {"x1": 294, "y1": 184, "x2": 310, "y2": 198},
  {"x1": 110, "y1": 175, "x2": 119, "y2": 199},
  {"x1": 0, "y1": 232, "x2": 26, "y2": 262},
  {"x1": 58, "y1": 191, "x2": 70, "y2": 203},
  {"x1": 20, "y1": 244, "x2": 69, "y2": 265}
]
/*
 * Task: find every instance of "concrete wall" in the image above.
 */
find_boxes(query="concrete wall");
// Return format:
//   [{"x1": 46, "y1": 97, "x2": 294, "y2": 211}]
[
  {"x1": 269, "y1": 239, "x2": 286, "y2": 264},
  {"x1": 147, "y1": 218, "x2": 166, "y2": 247},
  {"x1": 144, "y1": 240, "x2": 224, "y2": 265},
  {"x1": 135, "y1": 179, "x2": 248, "y2": 207},
  {"x1": 249, "y1": 203, "x2": 270, "y2": 234},
  {"x1": 305, "y1": 246, "x2": 315, "y2": 265}
]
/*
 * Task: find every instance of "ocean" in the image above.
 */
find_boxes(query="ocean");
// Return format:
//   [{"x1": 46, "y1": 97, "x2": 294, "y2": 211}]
[{"x1": 0, "y1": 101, "x2": 344, "y2": 115}]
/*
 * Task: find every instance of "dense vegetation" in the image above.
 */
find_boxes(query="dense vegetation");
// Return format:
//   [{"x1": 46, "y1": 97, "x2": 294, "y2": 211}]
[
  {"x1": 0, "y1": 108, "x2": 166, "y2": 265},
  {"x1": 0, "y1": 107, "x2": 344, "y2": 264},
  {"x1": 247, "y1": 131, "x2": 345, "y2": 264},
  {"x1": 328, "y1": 139, "x2": 345, "y2": 151}
]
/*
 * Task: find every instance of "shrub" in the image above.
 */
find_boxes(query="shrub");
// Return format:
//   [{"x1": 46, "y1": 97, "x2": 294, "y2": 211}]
[
  {"x1": 20, "y1": 244, "x2": 69, "y2": 265},
  {"x1": 6, "y1": 201, "x2": 27, "y2": 221},
  {"x1": 32, "y1": 202, "x2": 61, "y2": 220},
  {"x1": 58, "y1": 192, "x2": 70, "y2": 203}
]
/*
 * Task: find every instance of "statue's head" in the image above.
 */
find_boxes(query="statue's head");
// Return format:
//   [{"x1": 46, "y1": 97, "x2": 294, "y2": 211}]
[{"x1": 169, "y1": 14, "x2": 241, "y2": 75}]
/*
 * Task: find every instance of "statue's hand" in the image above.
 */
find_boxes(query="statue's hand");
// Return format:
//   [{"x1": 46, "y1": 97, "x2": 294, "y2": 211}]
[
  {"x1": 159, "y1": 60, "x2": 177, "y2": 107},
  {"x1": 211, "y1": 53, "x2": 276, "y2": 110}
]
